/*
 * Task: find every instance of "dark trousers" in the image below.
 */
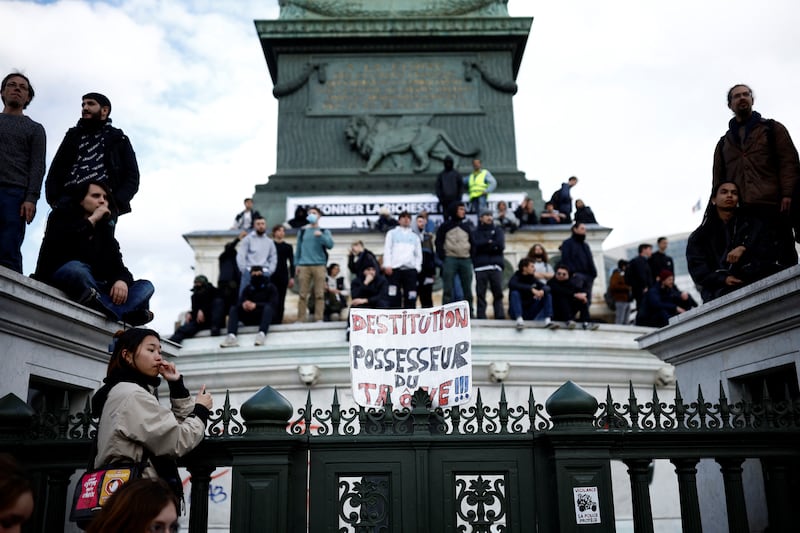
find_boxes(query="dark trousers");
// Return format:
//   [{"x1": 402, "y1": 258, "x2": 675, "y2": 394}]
[
  {"x1": 552, "y1": 293, "x2": 590, "y2": 322},
  {"x1": 387, "y1": 268, "x2": 418, "y2": 308},
  {"x1": 227, "y1": 303, "x2": 274, "y2": 335},
  {"x1": 475, "y1": 269, "x2": 504, "y2": 319},
  {"x1": 170, "y1": 298, "x2": 225, "y2": 343}
]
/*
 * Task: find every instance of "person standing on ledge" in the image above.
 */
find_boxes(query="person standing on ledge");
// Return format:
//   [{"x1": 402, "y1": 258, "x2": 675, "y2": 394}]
[
  {"x1": 464, "y1": 159, "x2": 496, "y2": 215},
  {"x1": 435, "y1": 155, "x2": 465, "y2": 219},
  {"x1": 0, "y1": 72, "x2": 46, "y2": 273},
  {"x1": 295, "y1": 206, "x2": 334, "y2": 322},
  {"x1": 712, "y1": 83, "x2": 800, "y2": 267},
  {"x1": 46, "y1": 92, "x2": 139, "y2": 221}
]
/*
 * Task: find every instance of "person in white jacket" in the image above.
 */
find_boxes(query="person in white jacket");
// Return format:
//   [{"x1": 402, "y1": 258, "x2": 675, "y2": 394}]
[
  {"x1": 91, "y1": 328, "x2": 213, "y2": 502},
  {"x1": 382, "y1": 211, "x2": 422, "y2": 308}
]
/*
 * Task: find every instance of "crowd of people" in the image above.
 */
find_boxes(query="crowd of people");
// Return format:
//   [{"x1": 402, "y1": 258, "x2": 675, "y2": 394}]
[{"x1": 0, "y1": 74, "x2": 154, "y2": 325}]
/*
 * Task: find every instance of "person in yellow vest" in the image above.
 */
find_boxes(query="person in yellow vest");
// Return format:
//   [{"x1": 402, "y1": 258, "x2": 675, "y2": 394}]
[{"x1": 464, "y1": 159, "x2": 497, "y2": 214}]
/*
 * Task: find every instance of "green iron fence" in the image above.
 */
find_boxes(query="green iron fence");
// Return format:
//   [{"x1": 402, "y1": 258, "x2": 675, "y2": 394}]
[{"x1": 1, "y1": 380, "x2": 798, "y2": 532}]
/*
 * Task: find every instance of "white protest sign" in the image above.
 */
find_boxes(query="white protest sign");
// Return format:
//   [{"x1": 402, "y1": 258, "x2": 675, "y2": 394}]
[{"x1": 349, "y1": 302, "x2": 472, "y2": 408}]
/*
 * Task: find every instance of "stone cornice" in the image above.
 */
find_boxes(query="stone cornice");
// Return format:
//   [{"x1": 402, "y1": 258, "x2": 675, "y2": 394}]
[
  {"x1": 637, "y1": 265, "x2": 800, "y2": 365},
  {"x1": 255, "y1": 17, "x2": 533, "y2": 39}
]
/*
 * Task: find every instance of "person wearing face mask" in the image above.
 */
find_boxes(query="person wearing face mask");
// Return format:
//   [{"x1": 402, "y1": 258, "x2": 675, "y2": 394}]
[
  {"x1": 558, "y1": 222, "x2": 597, "y2": 305},
  {"x1": 294, "y1": 206, "x2": 334, "y2": 322},
  {"x1": 220, "y1": 265, "x2": 278, "y2": 347}
]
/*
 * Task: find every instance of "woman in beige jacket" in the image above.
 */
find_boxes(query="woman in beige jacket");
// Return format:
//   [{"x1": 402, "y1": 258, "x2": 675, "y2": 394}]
[{"x1": 91, "y1": 328, "x2": 213, "y2": 500}]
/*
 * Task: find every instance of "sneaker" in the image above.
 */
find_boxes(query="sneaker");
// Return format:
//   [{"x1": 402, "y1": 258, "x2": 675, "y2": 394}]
[
  {"x1": 220, "y1": 333, "x2": 238, "y2": 348},
  {"x1": 566, "y1": 320, "x2": 577, "y2": 330},
  {"x1": 254, "y1": 331, "x2": 266, "y2": 346},
  {"x1": 515, "y1": 317, "x2": 524, "y2": 331},
  {"x1": 589, "y1": 322, "x2": 600, "y2": 331},
  {"x1": 545, "y1": 318, "x2": 560, "y2": 330},
  {"x1": 122, "y1": 309, "x2": 154, "y2": 326},
  {"x1": 78, "y1": 287, "x2": 113, "y2": 316}
]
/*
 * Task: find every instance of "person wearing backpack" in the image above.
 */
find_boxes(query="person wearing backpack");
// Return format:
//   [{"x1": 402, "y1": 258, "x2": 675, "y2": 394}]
[
  {"x1": 712, "y1": 84, "x2": 800, "y2": 267},
  {"x1": 294, "y1": 206, "x2": 334, "y2": 322},
  {"x1": 550, "y1": 176, "x2": 578, "y2": 223}
]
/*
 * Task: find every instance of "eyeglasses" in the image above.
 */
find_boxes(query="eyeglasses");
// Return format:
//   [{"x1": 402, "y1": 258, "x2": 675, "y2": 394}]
[
  {"x1": 4, "y1": 81, "x2": 29, "y2": 91},
  {"x1": 148, "y1": 523, "x2": 179, "y2": 533}
]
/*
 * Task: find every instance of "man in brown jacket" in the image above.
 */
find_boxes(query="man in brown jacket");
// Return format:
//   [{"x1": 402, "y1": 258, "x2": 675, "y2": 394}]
[{"x1": 712, "y1": 83, "x2": 800, "y2": 266}]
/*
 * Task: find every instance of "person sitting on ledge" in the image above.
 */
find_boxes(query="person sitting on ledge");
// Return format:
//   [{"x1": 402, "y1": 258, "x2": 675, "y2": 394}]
[
  {"x1": 686, "y1": 181, "x2": 784, "y2": 302},
  {"x1": 34, "y1": 181, "x2": 154, "y2": 325}
]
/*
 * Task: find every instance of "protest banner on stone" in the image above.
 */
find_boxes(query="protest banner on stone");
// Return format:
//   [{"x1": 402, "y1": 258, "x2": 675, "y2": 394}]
[{"x1": 350, "y1": 302, "x2": 472, "y2": 408}]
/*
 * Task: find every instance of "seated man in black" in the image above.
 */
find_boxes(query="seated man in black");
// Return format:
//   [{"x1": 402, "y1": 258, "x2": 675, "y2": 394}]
[
  {"x1": 346, "y1": 264, "x2": 389, "y2": 340},
  {"x1": 686, "y1": 181, "x2": 783, "y2": 302},
  {"x1": 220, "y1": 265, "x2": 278, "y2": 348},
  {"x1": 34, "y1": 181, "x2": 153, "y2": 325},
  {"x1": 547, "y1": 263, "x2": 597, "y2": 329},
  {"x1": 169, "y1": 275, "x2": 225, "y2": 345},
  {"x1": 636, "y1": 269, "x2": 696, "y2": 327}
]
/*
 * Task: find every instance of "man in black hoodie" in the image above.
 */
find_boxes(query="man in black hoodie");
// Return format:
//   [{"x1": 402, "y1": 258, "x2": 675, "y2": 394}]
[
  {"x1": 45, "y1": 92, "x2": 139, "y2": 219},
  {"x1": 472, "y1": 209, "x2": 505, "y2": 319},
  {"x1": 435, "y1": 155, "x2": 464, "y2": 219},
  {"x1": 220, "y1": 266, "x2": 278, "y2": 348}
]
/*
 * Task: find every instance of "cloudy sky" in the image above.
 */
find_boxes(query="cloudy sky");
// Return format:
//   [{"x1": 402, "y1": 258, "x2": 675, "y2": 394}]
[{"x1": 4, "y1": 0, "x2": 799, "y2": 334}]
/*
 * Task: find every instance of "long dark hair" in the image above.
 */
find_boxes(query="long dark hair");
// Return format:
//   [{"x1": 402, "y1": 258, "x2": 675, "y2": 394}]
[
  {"x1": 86, "y1": 478, "x2": 178, "y2": 533},
  {"x1": 106, "y1": 328, "x2": 160, "y2": 377}
]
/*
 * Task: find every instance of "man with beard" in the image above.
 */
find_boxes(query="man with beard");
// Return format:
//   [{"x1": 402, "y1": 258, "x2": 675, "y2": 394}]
[
  {"x1": 686, "y1": 181, "x2": 782, "y2": 302},
  {"x1": 713, "y1": 84, "x2": 800, "y2": 267},
  {"x1": 0, "y1": 72, "x2": 46, "y2": 273},
  {"x1": 472, "y1": 209, "x2": 505, "y2": 319},
  {"x1": 220, "y1": 265, "x2": 278, "y2": 347},
  {"x1": 436, "y1": 202, "x2": 475, "y2": 314},
  {"x1": 558, "y1": 222, "x2": 597, "y2": 304},
  {"x1": 236, "y1": 216, "x2": 277, "y2": 295},
  {"x1": 46, "y1": 93, "x2": 139, "y2": 219},
  {"x1": 168, "y1": 275, "x2": 224, "y2": 345}
]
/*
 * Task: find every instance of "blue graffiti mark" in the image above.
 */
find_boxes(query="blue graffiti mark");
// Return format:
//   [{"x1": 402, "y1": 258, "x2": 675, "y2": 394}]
[{"x1": 209, "y1": 484, "x2": 228, "y2": 503}]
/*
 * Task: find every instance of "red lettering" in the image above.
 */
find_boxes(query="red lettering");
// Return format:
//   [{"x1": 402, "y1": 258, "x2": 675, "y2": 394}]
[
  {"x1": 439, "y1": 380, "x2": 452, "y2": 406},
  {"x1": 358, "y1": 382, "x2": 376, "y2": 403}
]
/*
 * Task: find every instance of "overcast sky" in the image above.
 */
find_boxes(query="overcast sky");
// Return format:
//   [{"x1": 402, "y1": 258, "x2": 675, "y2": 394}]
[{"x1": 4, "y1": 0, "x2": 799, "y2": 334}]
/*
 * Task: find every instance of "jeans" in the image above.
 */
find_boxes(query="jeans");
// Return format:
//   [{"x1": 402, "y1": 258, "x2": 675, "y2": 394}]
[
  {"x1": 468, "y1": 195, "x2": 488, "y2": 215},
  {"x1": 51, "y1": 260, "x2": 154, "y2": 320},
  {"x1": 227, "y1": 302, "x2": 274, "y2": 335},
  {"x1": 475, "y1": 269, "x2": 504, "y2": 319},
  {"x1": 442, "y1": 257, "x2": 473, "y2": 313},
  {"x1": 615, "y1": 301, "x2": 631, "y2": 325},
  {"x1": 508, "y1": 289, "x2": 553, "y2": 321},
  {"x1": 0, "y1": 185, "x2": 26, "y2": 273}
]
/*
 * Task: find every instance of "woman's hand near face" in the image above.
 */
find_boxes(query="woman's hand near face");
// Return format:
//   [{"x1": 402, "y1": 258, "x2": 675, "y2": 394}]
[{"x1": 158, "y1": 361, "x2": 180, "y2": 381}]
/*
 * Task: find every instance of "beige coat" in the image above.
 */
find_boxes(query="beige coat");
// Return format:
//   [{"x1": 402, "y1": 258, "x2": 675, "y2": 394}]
[{"x1": 94, "y1": 382, "x2": 205, "y2": 478}]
